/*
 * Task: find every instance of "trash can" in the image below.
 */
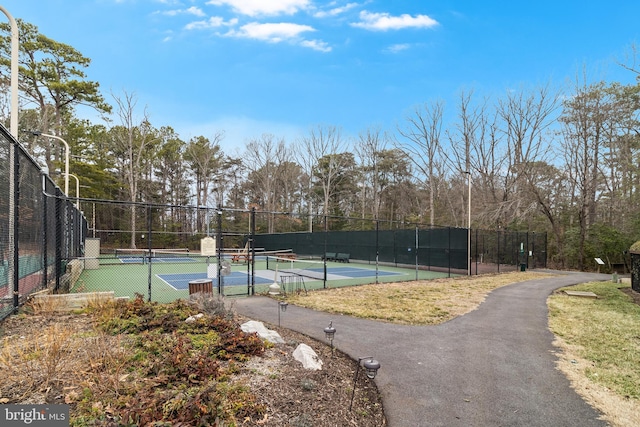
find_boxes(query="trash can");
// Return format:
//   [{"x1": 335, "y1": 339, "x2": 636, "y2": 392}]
[
  {"x1": 188, "y1": 278, "x2": 213, "y2": 295},
  {"x1": 520, "y1": 263, "x2": 526, "y2": 272}
]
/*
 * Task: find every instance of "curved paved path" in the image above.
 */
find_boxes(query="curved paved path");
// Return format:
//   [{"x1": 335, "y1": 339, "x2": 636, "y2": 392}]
[{"x1": 233, "y1": 271, "x2": 611, "y2": 426}]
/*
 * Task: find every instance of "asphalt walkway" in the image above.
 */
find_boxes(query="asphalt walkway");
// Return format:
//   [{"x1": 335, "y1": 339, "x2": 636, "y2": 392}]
[{"x1": 233, "y1": 271, "x2": 612, "y2": 427}]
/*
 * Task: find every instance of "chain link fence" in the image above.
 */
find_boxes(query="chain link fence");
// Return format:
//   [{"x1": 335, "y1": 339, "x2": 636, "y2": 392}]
[
  {"x1": 1, "y1": 122, "x2": 547, "y2": 312},
  {"x1": 70, "y1": 205, "x2": 547, "y2": 302},
  {"x1": 1, "y1": 125, "x2": 87, "y2": 320},
  {"x1": 252, "y1": 216, "x2": 547, "y2": 276}
]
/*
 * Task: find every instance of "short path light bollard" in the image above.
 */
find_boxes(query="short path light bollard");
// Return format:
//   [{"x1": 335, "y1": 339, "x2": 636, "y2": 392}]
[
  {"x1": 324, "y1": 321, "x2": 336, "y2": 355},
  {"x1": 349, "y1": 356, "x2": 380, "y2": 411},
  {"x1": 278, "y1": 301, "x2": 288, "y2": 327}
]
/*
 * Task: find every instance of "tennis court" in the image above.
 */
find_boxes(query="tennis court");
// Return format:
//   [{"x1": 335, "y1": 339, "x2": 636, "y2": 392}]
[
  {"x1": 157, "y1": 271, "x2": 272, "y2": 290},
  {"x1": 76, "y1": 253, "x2": 452, "y2": 301},
  {"x1": 107, "y1": 248, "x2": 199, "y2": 264},
  {"x1": 157, "y1": 265, "x2": 404, "y2": 290}
]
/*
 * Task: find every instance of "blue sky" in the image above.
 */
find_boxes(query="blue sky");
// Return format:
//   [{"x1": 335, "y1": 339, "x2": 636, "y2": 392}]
[{"x1": 3, "y1": 0, "x2": 640, "y2": 152}]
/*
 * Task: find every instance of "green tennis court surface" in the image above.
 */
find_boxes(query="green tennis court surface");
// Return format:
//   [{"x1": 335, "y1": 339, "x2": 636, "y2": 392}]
[{"x1": 76, "y1": 257, "x2": 455, "y2": 302}]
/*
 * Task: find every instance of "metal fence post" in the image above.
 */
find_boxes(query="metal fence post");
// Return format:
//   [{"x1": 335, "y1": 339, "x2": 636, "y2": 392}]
[
  {"x1": 217, "y1": 210, "x2": 223, "y2": 295},
  {"x1": 11, "y1": 140, "x2": 19, "y2": 310},
  {"x1": 250, "y1": 207, "x2": 256, "y2": 295},
  {"x1": 147, "y1": 205, "x2": 152, "y2": 302},
  {"x1": 42, "y1": 172, "x2": 48, "y2": 289}
]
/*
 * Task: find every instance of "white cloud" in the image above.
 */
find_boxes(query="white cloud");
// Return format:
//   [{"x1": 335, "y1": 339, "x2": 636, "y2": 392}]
[
  {"x1": 351, "y1": 11, "x2": 439, "y2": 31},
  {"x1": 300, "y1": 39, "x2": 332, "y2": 52},
  {"x1": 384, "y1": 43, "x2": 410, "y2": 53},
  {"x1": 159, "y1": 6, "x2": 206, "y2": 17},
  {"x1": 207, "y1": 0, "x2": 311, "y2": 17},
  {"x1": 185, "y1": 16, "x2": 238, "y2": 30},
  {"x1": 223, "y1": 22, "x2": 331, "y2": 51},
  {"x1": 185, "y1": 6, "x2": 206, "y2": 17},
  {"x1": 314, "y1": 2, "x2": 359, "y2": 18},
  {"x1": 225, "y1": 22, "x2": 315, "y2": 43}
]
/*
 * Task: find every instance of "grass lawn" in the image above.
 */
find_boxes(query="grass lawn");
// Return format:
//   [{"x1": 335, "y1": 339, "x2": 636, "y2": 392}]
[
  {"x1": 549, "y1": 281, "x2": 640, "y2": 427},
  {"x1": 286, "y1": 271, "x2": 551, "y2": 325},
  {"x1": 286, "y1": 271, "x2": 640, "y2": 427}
]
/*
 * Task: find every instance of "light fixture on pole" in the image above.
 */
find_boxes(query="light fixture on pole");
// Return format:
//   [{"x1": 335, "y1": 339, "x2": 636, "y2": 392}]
[
  {"x1": 349, "y1": 356, "x2": 381, "y2": 411},
  {"x1": 31, "y1": 131, "x2": 70, "y2": 196},
  {"x1": 278, "y1": 300, "x2": 288, "y2": 327},
  {"x1": 68, "y1": 173, "x2": 80, "y2": 209},
  {"x1": 324, "y1": 321, "x2": 336, "y2": 355}
]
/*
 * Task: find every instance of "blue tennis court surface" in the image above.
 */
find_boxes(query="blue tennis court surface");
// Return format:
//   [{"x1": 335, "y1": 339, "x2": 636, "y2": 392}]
[
  {"x1": 158, "y1": 265, "x2": 402, "y2": 290},
  {"x1": 158, "y1": 272, "x2": 272, "y2": 290},
  {"x1": 328, "y1": 266, "x2": 400, "y2": 278}
]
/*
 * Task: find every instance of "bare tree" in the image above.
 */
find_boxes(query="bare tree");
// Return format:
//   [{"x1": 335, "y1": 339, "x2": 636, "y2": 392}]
[
  {"x1": 244, "y1": 134, "x2": 288, "y2": 233},
  {"x1": 110, "y1": 91, "x2": 157, "y2": 248},
  {"x1": 355, "y1": 127, "x2": 390, "y2": 220},
  {"x1": 446, "y1": 90, "x2": 488, "y2": 227},
  {"x1": 559, "y1": 79, "x2": 607, "y2": 270},
  {"x1": 495, "y1": 84, "x2": 559, "y2": 226},
  {"x1": 397, "y1": 100, "x2": 445, "y2": 226},
  {"x1": 297, "y1": 125, "x2": 349, "y2": 227}
]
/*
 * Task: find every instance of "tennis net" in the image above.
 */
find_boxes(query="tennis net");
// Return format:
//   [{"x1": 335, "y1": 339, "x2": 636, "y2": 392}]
[
  {"x1": 113, "y1": 248, "x2": 195, "y2": 263},
  {"x1": 266, "y1": 256, "x2": 326, "y2": 281}
]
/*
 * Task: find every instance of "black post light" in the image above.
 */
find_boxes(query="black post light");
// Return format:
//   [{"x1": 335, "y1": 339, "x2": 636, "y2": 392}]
[
  {"x1": 349, "y1": 356, "x2": 381, "y2": 411},
  {"x1": 278, "y1": 301, "x2": 288, "y2": 327},
  {"x1": 324, "y1": 320, "x2": 336, "y2": 354}
]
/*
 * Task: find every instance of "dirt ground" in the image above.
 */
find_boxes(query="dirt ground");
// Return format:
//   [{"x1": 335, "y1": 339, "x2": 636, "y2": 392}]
[
  {"x1": 0, "y1": 309, "x2": 386, "y2": 427},
  {"x1": 234, "y1": 316, "x2": 386, "y2": 426},
  {"x1": 621, "y1": 286, "x2": 640, "y2": 305}
]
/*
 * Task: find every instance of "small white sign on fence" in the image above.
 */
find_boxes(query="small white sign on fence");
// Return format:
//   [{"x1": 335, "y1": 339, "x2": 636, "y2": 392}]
[{"x1": 201, "y1": 236, "x2": 217, "y2": 256}]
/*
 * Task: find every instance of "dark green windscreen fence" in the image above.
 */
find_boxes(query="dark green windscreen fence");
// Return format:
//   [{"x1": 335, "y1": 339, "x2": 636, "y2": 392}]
[{"x1": 253, "y1": 226, "x2": 545, "y2": 274}]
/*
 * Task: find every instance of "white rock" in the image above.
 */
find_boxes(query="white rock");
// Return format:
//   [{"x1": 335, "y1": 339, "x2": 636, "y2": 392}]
[
  {"x1": 293, "y1": 343, "x2": 323, "y2": 371},
  {"x1": 241, "y1": 320, "x2": 285, "y2": 344},
  {"x1": 185, "y1": 313, "x2": 204, "y2": 323}
]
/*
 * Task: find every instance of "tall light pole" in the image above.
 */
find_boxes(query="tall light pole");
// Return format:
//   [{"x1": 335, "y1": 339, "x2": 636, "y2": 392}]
[
  {"x1": 465, "y1": 171, "x2": 471, "y2": 276},
  {"x1": 32, "y1": 132, "x2": 70, "y2": 196},
  {"x1": 0, "y1": 6, "x2": 18, "y2": 137},
  {"x1": 2, "y1": 6, "x2": 19, "y2": 311}
]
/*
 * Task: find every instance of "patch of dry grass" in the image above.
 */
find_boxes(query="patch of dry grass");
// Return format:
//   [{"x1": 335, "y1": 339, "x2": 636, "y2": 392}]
[
  {"x1": 549, "y1": 282, "x2": 640, "y2": 427},
  {"x1": 286, "y1": 271, "x2": 553, "y2": 325},
  {"x1": 0, "y1": 297, "x2": 385, "y2": 426},
  {"x1": 0, "y1": 322, "x2": 85, "y2": 403}
]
